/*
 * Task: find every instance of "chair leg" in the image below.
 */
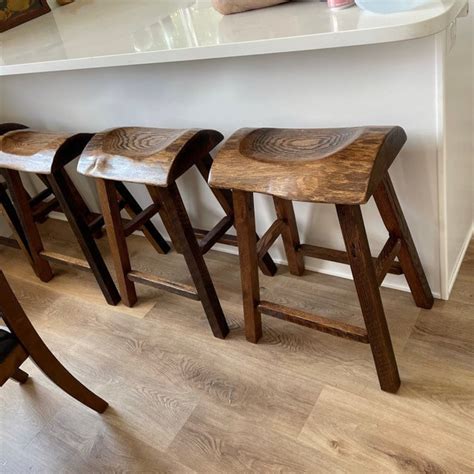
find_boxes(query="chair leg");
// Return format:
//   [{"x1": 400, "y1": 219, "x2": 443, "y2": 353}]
[
  {"x1": 337, "y1": 204, "x2": 400, "y2": 393},
  {"x1": 47, "y1": 170, "x2": 121, "y2": 306},
  {"x1": 233, "y1": 190, "x2": 263, "y2": 343},
  {"x1": 149, "y1": 183, "x2": 229, "y2": 339},
  {"x1": 3, "y1": 170, "x2": 53, "y2": 282},
  {"x1": 374, "y1": 174, "x2": 434, "y2": 309},
  {"x1": 113, "y1": 181, "x2": 170, "y2": 255},
  {"x1": 273, "y1": 197, "x2": 305, "y2": 276},
  {"x1": 0, "y1": 271, "x2": 108, "y2": 413},
  {"x1": 96, "y1": 179, "x2": 137, "y2": 307},
  {"x1": 11, "y1": 368, "x2": 29, "y2": 384},
  {"x1": 196, "y1": 154, "x2": 277, "y2": 277}
]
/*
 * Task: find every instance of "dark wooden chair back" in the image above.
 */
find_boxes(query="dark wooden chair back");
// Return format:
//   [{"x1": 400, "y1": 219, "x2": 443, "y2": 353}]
[{"x1": 0, "y1": 271, "x2": 108, "y2": 412}]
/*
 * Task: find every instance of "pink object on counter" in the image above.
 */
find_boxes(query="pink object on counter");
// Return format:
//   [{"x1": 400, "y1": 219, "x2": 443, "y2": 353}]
[{"x1": 327, "y1": 0, "x2": 355, "y2": 9}]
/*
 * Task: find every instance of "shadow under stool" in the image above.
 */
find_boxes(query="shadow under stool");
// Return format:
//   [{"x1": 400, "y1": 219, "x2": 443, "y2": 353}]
[
  {"x1": 77, "y1": 127, "x2": 277, "y2": 339},
  {"x1": 0, "y1": 270, "x2": 107, "y2": 413},
  {"x1": 209, "y1": 126, "x2": 434, "y2": 392}
]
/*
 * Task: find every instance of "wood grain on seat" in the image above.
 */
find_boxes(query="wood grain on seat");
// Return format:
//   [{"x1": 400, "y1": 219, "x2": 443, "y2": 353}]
[
  {"x1": 0, "y1": 130, "x2": 94, "y2": 174},
  {"x1": 209, "y1": 126, "x2": 407, "y2": 204},
  {"x1": 77, "y1": 127, "x2": 224, "y2": 186}
]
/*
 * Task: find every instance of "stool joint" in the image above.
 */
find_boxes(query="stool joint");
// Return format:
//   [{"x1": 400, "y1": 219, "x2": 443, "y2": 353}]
[
  {"x1": 256, "y1": 218, "x2": 285, "y2": 260},
  {"x1": 375, "y1": 236, "x2": 402, "y2": 286}
]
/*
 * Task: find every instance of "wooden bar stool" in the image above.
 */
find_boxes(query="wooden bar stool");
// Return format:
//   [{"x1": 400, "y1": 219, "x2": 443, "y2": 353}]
[
  {"x1": 0, "y1": 124, "x2": 35, "y2": 256},
  {"x1": 209, "y1": 126, "x2": 434, "y2": 392},
  {"x1": 0, "y1": 271, "x2": 107, "y2": 413},
  {"x1": 77, "y1": 127, "x2": 268, "y2": 339},
  {"x1": 0, "y1": 123, "x2": 66, "y2": 267},
  {"x1": 0, "y1": 128, "x2": 124, "y2": 305}
]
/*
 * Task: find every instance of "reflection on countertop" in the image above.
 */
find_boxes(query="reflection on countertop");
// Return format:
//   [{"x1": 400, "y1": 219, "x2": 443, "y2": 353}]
[{"x1": 0, "y1": 0, "x2": 468, "y2": 75}]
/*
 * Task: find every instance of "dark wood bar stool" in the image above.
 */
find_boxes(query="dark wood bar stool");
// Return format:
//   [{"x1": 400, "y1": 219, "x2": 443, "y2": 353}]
[
  {"x1": 0, "y1": 128, "x2": 123, "y2": 305},
  {"x1": 0, "y1": 271, "x2": 107, "y2": 413},
  {"x1": 210, "y1": 126, "x2": 434, "y2": 392},
  {"x1": 0, "y1": 124, "x2": 37, "y2": 258},
  {"x1": 0, "y1": 123, "x2": 73, "y2": 270},
  {"x1": 78, "y1": 126, "x2": 264, "y2": 339}
]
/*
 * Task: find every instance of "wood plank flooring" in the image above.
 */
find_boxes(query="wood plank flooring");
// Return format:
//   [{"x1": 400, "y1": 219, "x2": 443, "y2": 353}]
[{"x1": 0, "y1": 219, "x2": 473, "y2": 473}]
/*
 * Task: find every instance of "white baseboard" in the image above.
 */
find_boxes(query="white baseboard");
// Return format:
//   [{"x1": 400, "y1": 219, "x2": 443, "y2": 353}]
[
  {"x1": 202, "y1": 241, "x2": 444, "y2": 299},
  {"x1": 447, "y1": 224, "x2": 474, "y2": 296},
  {"x1": 47, "y1": 213, "x2": 444, "y2": 299},
  {"x1": 49, "y1": 211, "x2": 68, "y2": 222}
]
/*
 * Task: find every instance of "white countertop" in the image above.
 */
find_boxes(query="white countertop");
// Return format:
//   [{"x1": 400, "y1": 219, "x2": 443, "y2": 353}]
[{"x1": 0, "y1": 0, "x2": 468, "y2": 76}]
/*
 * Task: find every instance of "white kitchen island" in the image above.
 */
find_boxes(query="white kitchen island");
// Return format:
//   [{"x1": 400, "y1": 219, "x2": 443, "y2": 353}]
[{"x1": 1, "y1": 0, "x2": 472, "y2": 299}]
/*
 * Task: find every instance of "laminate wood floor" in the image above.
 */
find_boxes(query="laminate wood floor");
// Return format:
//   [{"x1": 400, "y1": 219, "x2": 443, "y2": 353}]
[{"x1": 0, "y1": 220, "x2": 473, "y2": 473}]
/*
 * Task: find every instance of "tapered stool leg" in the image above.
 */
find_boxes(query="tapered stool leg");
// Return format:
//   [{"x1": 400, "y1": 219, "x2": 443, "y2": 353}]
[
  {"x1": 3, "y1": 170, "x2": 53, "y2": 282},
  {"x1": 53, "y1": 171, "x2": 104, "y2": 238},
  {"x1": 233, "y1": 190, "x2": 263, "y2": 343},
  {"x1": 97, "y1": 179, "x2": 138, "y2": 307},
  {"x1": 337, "y1": 204, "x2": 400, "y2": 393},
  {"x1": 150, "y1": 183, "x2": 229, "y2": 339},
  {"x1": 48, "y1": 170, "x2": 121, "y2": 306},
  {"x1": 374, "y1": 175, "x2": 434, "y2": 309},
  {"x1": 11, "y1": 368, "x2": 29, "y2": 384},
  {"x1": 273, "y1": 197, "x2": 305, "y2": 276}
]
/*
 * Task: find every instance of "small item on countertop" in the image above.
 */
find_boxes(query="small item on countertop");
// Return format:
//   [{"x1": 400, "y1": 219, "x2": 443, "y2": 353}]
[
  {"x1": 355, "y1": 0, "x2": 430, "y2": 14},
  {"x1": 327, "y1": 0, "x2": 355, "y2": 9},
  {"x1": 212, "y1": 0, "x2": 289, "y2": 15}
]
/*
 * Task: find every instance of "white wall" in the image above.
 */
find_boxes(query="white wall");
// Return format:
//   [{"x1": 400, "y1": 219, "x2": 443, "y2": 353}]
[
  {"x1": 2, "y1": 36, "x2": 444, "y2": 295},
  {"x1": 443, "y1": 2, "x2": 474, "y2": 293}
]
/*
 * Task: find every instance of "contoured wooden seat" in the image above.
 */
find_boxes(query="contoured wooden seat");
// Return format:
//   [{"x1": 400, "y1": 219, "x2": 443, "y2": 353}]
[
  {"x1": 0, "y1": 129, "x2": 93, "y2": 174},
  {"x1": 78, "y1": 127, "x2": 223, "y2": 186},
  {"x1": 210, "y1": 126, "x2": 407, "y2": 204}
]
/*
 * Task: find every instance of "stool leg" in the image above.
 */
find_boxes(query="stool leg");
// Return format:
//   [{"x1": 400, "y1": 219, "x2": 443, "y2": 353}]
[
  {"x1": 273, "y1": 197, "x2": 305, "y2": 276},
  {"x1": 0, "y1": 184, "x2": 31, "y2": 255},
  {"x1": 337, "y1": 204, "x2": 400, "y2": 393},
  {"x1": 48, "y1": 171, "x2": 121, "y2": 306},
  {"x1": 149, "y1": 183, "x2": 229, "y2": 339},
  {"x1": 51, "y1": 171, "x2": 103, "y2": 238},
  {"x1": 374, "y1": 175, "x2": 434, "y2": 309},
  {"x1": 3, "y1": 170, "x2": 53, "y2": 282},
  {"x1": 113, "y1": 181, "x2": 170, "y2": 255},
  {"x1": 233, "y1": 190, "x2": 262, "y2": 343},
  {"x1": 196, "y1": 154, "x2": 277, "y2": 277},
  {"x1": 11, "y1": 368, "x2": 29, "y2": 384},
  {"x1": 0, "y1": 272, "x2": 108, "y2": 413},
  {"x1": 97, "y1": 179, "x2": 137, "y2": 307}
]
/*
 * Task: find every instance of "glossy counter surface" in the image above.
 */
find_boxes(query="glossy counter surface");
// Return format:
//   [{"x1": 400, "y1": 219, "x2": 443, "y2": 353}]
[{"x1": 0, "y1": 0, "x2": 468, "y2": 76}]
